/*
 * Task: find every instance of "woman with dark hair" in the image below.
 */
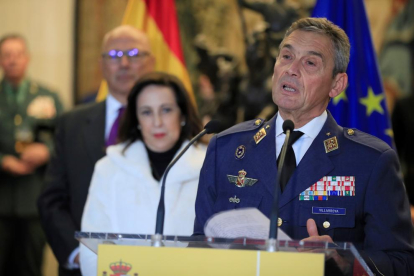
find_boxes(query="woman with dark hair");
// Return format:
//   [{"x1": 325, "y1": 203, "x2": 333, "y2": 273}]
[{"x1": 80, "y1": 72, "x2": 206, "y2": 276}]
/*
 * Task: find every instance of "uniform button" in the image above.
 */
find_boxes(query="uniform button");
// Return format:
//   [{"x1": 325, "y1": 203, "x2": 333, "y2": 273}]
[
  {"x1": 254, "y1": 119, "x2": 261, "y2": 126},
  {"x1": 347, "y1": 129, "x2": 354, "y2": 135},
  {"x1": 278, "y1": 217, "x2": 283, "y2": 227},
  {"x1": 14, "y1": 114, "x2": 22, "y2": 126},
  {"x1": 323, "y1": 221, "x2": 330, "y2": 229}
]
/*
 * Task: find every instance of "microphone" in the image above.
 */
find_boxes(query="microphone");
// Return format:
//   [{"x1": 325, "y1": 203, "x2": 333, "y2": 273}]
[
  {"x1": 282, "y1": 120, "x2": 294, "y2": 134},
  {"x1": 267, "y1": 119, "x2": 294, "y2": 250},
  {"x1": 154, "y1": 120, "x2": 223, "y2": 239}
]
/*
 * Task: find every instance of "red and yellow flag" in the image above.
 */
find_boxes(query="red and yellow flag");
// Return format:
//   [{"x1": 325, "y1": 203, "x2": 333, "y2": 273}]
[{"x1": 97, "y1": 0, "x2": 195, "y2": 106}]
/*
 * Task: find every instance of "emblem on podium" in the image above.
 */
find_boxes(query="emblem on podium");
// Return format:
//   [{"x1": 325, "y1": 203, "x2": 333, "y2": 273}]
[{"x1": 102, "y1": 260, "x2": 135, "y2": 276}]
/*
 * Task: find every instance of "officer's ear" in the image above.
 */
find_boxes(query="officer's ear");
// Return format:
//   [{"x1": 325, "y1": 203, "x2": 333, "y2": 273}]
[{"x1": 329, "y1": 72, "x2": 348, "y2": 98}]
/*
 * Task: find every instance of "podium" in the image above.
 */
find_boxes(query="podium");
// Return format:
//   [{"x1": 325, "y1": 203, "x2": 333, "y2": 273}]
[{"x1": 76, "y1": 231, "x2": 373, "y2": 276}]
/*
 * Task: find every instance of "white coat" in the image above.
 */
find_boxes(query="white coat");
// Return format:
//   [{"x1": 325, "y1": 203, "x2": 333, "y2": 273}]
[{"x1": 79, "y1": 140, "x2": 206, "y2": 276}]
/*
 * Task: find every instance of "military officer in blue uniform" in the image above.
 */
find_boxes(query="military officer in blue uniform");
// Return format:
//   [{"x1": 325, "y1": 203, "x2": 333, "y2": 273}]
[{"x1": 194, "y1": 18, "x2": 414, "y2": 275}]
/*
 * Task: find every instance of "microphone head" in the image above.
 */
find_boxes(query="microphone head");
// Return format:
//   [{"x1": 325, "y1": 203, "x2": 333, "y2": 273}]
[
  {"x1": 204, "y1": 120, "x2": 223, "y2": 134},
  {"x1": 282, "y1": 120, "x2": 295, "y2": 133}
]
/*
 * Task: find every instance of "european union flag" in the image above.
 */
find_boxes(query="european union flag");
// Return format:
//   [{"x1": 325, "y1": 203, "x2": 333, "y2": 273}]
[{"x1": 312, "y1": 0, "x2": 392, "y2": 146}]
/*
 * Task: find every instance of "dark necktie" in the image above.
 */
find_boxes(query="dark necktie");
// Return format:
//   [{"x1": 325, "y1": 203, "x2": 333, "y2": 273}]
[
  {"x1": 277, "y1": 131, "x2": 304, "y2": 192},
  {"x1": 106, "y1": 106, "x2": 126, "y2": 147}
]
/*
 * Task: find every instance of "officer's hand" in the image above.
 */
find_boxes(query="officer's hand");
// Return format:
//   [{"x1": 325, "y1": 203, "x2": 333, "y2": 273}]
[
  {"x1": 302, "y1": 218, "x2": 333, "y2": 243},
  {"x1": 410, "y1": 205, "x2": 414, "y2": 224},
  {"x1": 302, "y1": 219, "x2": 351, "y2": 273},
  {"x1": 1, "y1": 155, "x2": 34, "y2": 175},
  {"x1": 20, "y1": 143, "x2": 50, "y2": 169}
]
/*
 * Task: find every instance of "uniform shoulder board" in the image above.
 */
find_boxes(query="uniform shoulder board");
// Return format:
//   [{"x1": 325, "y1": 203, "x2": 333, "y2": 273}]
[
  {"x1": 217, "y1": 118, "x2": 265, "y2": 138},
  {"x1": 343, "y1": 127, "x2": 390, "y2": 152}
]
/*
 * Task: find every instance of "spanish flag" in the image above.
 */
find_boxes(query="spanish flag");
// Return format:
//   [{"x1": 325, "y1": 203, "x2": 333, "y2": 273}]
[{"x1": 97, "y1": 0, "x2": 195, "y2": 106}]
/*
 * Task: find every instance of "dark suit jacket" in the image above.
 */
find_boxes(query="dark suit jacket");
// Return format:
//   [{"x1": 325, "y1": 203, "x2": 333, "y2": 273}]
[
  {"x1": 194, "y1": 112, "x2": 414, "y2": 275},
  {"x1": 38, "y1": 101, "x2": 106, "y2": 276}
]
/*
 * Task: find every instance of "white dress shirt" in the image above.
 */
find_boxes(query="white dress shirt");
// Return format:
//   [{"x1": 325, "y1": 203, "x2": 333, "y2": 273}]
[
  {"x1": 275, "y1": 111, "x2": 328, "y2": 165},
  {"x1": 105, "y1": 93, "x2": 124, "y2": 140}
]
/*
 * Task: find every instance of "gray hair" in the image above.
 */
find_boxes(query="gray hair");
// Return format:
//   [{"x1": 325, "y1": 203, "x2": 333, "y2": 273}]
[{"x1": 281, "y1": 17, "x2": 350, "y2": 77}]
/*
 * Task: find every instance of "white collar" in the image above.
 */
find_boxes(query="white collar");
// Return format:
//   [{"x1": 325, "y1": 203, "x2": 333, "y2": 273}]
[
  {"x1": 276, "y1": 110, "x2": 328, "y2": 139},
  {"x1": 106, "y1": 93, "x2": 124, "y2": 114}
]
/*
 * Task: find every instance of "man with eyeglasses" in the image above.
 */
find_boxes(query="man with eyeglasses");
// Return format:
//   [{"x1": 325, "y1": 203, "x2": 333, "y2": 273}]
[{"x1": 38, "y1": 25, "x2": 155, "y2": 276}]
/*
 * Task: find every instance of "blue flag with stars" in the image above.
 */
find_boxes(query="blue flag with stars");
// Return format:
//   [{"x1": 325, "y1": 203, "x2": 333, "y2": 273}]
[{"x1": 312, "y1": 0, "x2": 392, "y2": 146}]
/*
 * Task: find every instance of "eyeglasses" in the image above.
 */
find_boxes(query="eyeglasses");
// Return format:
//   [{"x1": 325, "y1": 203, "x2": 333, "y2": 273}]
[{"x1": 102, "y1": 48, "x2": 150, "y2": 63}]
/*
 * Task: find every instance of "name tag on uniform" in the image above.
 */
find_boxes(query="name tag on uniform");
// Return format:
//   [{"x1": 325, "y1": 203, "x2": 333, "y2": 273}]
[{"x1": 312, "y1": 207, "x2": 346, "y2": 215}]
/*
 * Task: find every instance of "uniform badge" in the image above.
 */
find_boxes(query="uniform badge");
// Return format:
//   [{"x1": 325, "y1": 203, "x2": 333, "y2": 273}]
[
  {"x1": 229, "y1": 195, "x2": 240, "y2": 203},
  {"x1": 254, "y1": 128, "x2": 266, "y2": 144},
  {"x1": 323, "y1": 136, "x2": 338, "y2": 153},
  {"x1": 299, "y1": 176, "x2": 355, "y2": 201},
  {"x1": 235, "y1": 145, "x2": 246, "y2": 159},
  {"x1": 312, "y1": 207, "x2": 346, "y2": 215},
  {"x1": 227, "y1": 169, "x2": 258, "y2": 188}
]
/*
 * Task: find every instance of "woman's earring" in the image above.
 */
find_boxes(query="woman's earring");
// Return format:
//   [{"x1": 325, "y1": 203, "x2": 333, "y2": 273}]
[{"x1": 181, "y1": 121, "x2": 186, "y2": 127}]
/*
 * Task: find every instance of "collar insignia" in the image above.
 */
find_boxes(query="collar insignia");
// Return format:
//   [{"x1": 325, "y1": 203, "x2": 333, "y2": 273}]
[
  {"x1": 254, "y1": 128, "x2": 266, "y2": 144},
  {"x1": 324, "y1": 136, "x2": 338, "y2": 153}
]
